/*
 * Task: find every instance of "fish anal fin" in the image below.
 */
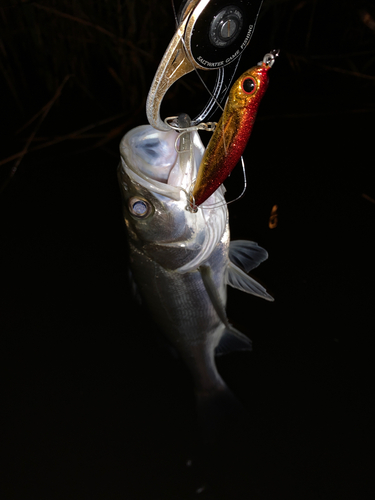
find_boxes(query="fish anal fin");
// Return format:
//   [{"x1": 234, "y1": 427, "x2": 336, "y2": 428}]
[{"x1": 215, "y1": 326, "x2": 252, "y2": 356}]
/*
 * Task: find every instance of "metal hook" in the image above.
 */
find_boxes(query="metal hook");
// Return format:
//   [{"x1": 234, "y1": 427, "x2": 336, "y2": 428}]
[{"x1": 261, "y1": 49, "x2": 280, "y2": 68}]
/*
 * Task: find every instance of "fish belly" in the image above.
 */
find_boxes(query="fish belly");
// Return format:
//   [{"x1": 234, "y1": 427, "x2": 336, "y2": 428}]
[{"x1": 128, "y1": 242, "x2": 228, "y2": 393}]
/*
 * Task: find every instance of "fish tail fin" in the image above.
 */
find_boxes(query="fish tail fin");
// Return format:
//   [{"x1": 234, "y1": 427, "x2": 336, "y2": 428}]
[
  {"x1": 195, "y1": 380, "x2": 245, "y2": 443},
  {"x1": 182, "y1": 334, "x2": 247, "y2": 442}
]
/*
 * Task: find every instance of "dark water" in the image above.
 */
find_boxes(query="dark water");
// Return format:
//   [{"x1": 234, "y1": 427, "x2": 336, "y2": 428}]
[{"x1": 2, "y1": 42, "x2": 375, "y2": 500}]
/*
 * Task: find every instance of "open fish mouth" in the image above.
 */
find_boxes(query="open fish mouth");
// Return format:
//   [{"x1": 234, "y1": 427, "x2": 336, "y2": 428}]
[
  {"x1": 119, "y1": 124, "x2": 208, "y2": 204},
  {"x1": 118, "y1": 123, "x2": 230, "y2": 274},
  {"x1": 120, "y1": 51, "x2": 276, "y2": 212}
]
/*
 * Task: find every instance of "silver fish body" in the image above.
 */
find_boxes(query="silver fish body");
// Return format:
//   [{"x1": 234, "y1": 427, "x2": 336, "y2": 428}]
[{"x1": 118, "y1": 124, "x2": 272, "y2": 411}]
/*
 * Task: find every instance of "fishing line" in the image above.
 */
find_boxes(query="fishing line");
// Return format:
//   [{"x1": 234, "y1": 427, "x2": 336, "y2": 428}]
[
  {"x1": 164, "y1": 112, "x2": 247, "y2": 210},
  {"x1": 170, "y1": 0, "x2": 226, "y2": 118},
  {"x1": 171, "y1": 0, "x2": 180, "y2": 29},
  {"x1": 164, "y1": 115, "x2": 216, "y2": 153},
  {"x1": 168, "y1": 1, "x2": 250, "y2": 211},
  {"x1": 179, "y1": 155, "x2": 247, "y2": 212},
  {"x1": 195, "y1": 155, "x2": 248, "y2": 210}
]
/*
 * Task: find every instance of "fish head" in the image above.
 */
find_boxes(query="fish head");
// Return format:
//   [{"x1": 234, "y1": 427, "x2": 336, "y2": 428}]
[{"x1": 118, "y1": 125, "x2": 228, "y2": 272}]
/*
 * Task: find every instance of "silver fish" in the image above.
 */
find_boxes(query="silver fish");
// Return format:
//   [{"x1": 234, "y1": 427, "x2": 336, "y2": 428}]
[{"x1": 118, "y1": 124, "x2": 273, "y2": 426}]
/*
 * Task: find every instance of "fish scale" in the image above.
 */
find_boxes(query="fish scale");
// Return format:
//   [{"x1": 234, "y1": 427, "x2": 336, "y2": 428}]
[{"x1": 118, "y1": 118, "x2": 273, "y2": 432}]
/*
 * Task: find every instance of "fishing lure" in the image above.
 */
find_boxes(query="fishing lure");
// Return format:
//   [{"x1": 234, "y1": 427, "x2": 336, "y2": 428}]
[
  {"x1": 118, "y1": 122, "x2": 273, "y2": 438},
  {"x1": 118, "y1": 42, "x2": 278, "y2": 435},
  {"x1": 190, "y1": 51, "x2": 278, "y2": 207}
]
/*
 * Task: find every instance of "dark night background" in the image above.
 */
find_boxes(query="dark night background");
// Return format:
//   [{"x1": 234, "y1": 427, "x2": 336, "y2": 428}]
[{"x1": 1, "y1": 1, "x2": 374, "y2": 498}]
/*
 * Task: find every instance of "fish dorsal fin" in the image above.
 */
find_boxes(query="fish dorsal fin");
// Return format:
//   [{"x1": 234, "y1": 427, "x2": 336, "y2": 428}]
[
  {"x1": 229, "y1": 240, "x2": 269, "y2": 273},
  {"x1": 215, "y1": 327, "x2": 252, "y2": 356},
  {"x1": 226, "y1": 261, "x2": 274, "y2": 301}
]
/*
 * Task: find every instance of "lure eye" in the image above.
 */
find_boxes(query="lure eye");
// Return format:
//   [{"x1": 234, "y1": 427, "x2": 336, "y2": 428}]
[
  {"x1": 128, "y1": 197, "x2": 152, "y2": 218},
  {"x1": 242, "y1": 77, "x2": 256, "y2": 94}
]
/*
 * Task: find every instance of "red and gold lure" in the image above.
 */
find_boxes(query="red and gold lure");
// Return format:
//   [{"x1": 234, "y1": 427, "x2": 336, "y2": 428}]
[{"x1": 190, "y1": 52, "x2": 277, "y2": 207}]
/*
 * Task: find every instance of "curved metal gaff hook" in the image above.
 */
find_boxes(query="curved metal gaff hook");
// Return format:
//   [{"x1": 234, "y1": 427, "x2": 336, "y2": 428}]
[{"x1": 146, "y1": 0, "x2": 243, "y2": 131}]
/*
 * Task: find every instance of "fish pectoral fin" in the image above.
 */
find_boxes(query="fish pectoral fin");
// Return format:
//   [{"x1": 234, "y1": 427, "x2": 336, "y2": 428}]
[
  {"x1": 229, "y1": 240, "x2": 269, "y2": 273},
  {"x1": 226, "y1": 261, "x2": 274, "y2": 301},
  {"x1": 215, "y1": 327, "x2": 252, "y2": 356},
  {"x1": 199, "y1": 265, "x2": 230, "y2": 328},
  {"x1": 128, "y1": 267, "x2": 142, "y2": 305}
]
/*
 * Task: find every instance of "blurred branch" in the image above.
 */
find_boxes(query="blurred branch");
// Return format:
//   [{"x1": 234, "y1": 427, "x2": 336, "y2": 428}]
[
  {"x1": 305, "y1": 0, "x2": 317, "y2": 50},
  {"x1": 0, "y1": 111, "x2": 131, "y2": 169},
  {"x1": 308, "y1": 50, "x2": 375, "y2": 60},
  {"x1": 360, "y1": 10, "x2": 375, "y2": 32},
  {"x1": 0, "y1": 74, "x2": 71, "y2": 192},
  {"x1": 318, "y1": 64, "x2": 375, "y2": 81},
  {"x1": 259, "y1": 107, "x2": 375, "y2": 121},
  {"x1": 287, "y1": 52, "x2": 375, "y2": 81},
  {"x1": 30, "y1": 2, "x2": 153, "y2": 59}
]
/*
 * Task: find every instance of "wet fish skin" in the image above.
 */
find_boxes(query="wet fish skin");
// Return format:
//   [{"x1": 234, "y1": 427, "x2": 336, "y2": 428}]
[{"x1": 118, "y1": 124, "x2": 272, "y2": 424}]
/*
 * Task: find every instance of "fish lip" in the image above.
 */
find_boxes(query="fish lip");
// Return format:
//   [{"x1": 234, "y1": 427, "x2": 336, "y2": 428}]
[
  {"x1": 119, "y1": 124, "x2": 208, "y2": 204},
  {"x1": 119, "y1": 126, "x2": 184, "y2": 201},
  {"x1": 118, "y1": 124, "x2": 229, "y2": 274}
]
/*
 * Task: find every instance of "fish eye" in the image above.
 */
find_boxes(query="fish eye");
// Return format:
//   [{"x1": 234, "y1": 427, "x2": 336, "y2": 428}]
[
  {"x1": 242, "y1": 77, "x2": 256, "y2": 94},
  {"x1": 128, "y1": 197, "x2": 152, "y2": 218}
]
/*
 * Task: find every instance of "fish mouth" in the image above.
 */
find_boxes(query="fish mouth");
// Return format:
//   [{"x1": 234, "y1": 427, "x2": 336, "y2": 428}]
[
  {"x1": 119, "y1": 125, "x2": 229, "y2": 274},
  {"x1": 119, "y1": 124, "x2": 204, "y2": 202}
]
